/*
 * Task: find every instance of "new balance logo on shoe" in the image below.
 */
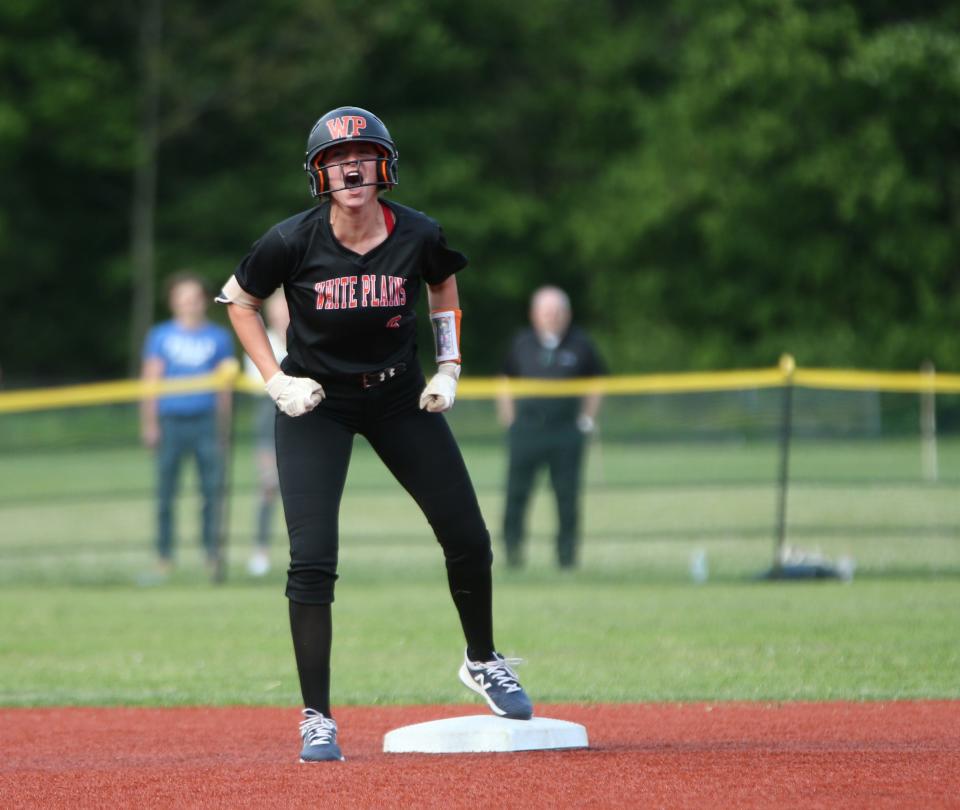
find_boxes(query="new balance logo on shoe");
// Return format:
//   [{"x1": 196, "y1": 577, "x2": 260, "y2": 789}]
[{"x1": 458, "y1": 650, "x2": 534, "y2": 720}]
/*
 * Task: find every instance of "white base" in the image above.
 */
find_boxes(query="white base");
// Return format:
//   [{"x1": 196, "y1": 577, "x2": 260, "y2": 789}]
[{"x1": 383, "y1": 715, "x2": 588, "y2": 754}]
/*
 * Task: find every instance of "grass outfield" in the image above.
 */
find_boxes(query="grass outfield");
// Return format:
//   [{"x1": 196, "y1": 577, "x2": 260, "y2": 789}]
[
  {"x1": 1, "y1": 577, "x2": 958, "y2": 707},
  {"x1": 1, "y1": 433, "x2": 958, "y2": 707},
  {"x1": 3, "y1": 436, "x2": 960, "y2": 586}
]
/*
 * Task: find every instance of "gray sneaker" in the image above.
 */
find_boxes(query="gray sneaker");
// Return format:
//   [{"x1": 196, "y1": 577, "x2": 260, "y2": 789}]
[
  {"x1": 299, "y1": 709, "x2": 345, "y2": 762},
  {"x1": 458, "y1": 650, "x2": 534, "y2": 720}
]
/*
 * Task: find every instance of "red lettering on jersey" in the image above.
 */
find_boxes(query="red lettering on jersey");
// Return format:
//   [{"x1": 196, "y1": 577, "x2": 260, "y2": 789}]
[
  {"x1": 325, "y1": 115, "x2": 367, "y2": 140},
  {"x1": 386, "y1": 315, "x2": 401, "y2": 328},
  {"x1": 388, "y1": 276, "x2": 404, "y2": 307},
  {"x1": 316, "y1": 275, "x2": 401, "y2": 312}
]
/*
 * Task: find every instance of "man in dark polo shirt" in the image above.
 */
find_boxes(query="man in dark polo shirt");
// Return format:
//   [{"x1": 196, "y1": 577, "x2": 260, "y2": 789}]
[{"x1": 498, "y1": 286, "x2": 606, "y2": 568}]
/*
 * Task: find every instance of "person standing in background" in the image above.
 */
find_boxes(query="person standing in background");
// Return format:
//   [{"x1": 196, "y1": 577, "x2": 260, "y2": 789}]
[
  {"x1": 140, "y1": 271, "x2": 234, "y2": 580},
  {"x1": 498, "y1": 286, "x2": 606, "y2": 569},
  {"x1": 242, "y1": 291, "x2": 290, "y2": 577}
]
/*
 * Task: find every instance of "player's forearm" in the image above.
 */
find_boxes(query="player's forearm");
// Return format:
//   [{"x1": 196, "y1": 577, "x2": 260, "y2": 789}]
[
  {"x1": 426, "y1": 275, "x2": 462, "y2": 367},
  {"x1": 426, "y1": 275, "x2": 459, "y2": 311},
  {"x1": 419, "y1": 275, "x2": 462, "y2": 413},
  {"x1": 227, "y1": 305, "x2": 281, "y2": 382}
]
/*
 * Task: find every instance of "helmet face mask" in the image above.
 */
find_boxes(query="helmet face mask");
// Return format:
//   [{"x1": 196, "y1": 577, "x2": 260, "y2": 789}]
[{"x1": 304, "y1": 107, "x2": 399, "y2": 198}]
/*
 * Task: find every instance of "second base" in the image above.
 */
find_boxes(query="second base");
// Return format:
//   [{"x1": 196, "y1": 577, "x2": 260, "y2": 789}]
[{"x1": 383, "y1": 715, "x2": 588, "y2": 754}]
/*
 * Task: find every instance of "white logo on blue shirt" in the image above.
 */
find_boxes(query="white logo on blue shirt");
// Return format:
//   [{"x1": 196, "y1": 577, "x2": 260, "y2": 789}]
[{"x1": 162, "y1": 334, "x2": 218, "y2": 369}]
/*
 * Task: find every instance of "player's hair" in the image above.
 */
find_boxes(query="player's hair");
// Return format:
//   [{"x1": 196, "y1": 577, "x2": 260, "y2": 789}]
[{"x1": 164, "y1": 270, "x2": 211, "y2": 301}]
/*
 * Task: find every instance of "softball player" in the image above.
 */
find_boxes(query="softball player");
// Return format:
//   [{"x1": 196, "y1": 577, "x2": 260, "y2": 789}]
[{"x1": 217, "y1": 106, "x2": 532, "y2": 762}]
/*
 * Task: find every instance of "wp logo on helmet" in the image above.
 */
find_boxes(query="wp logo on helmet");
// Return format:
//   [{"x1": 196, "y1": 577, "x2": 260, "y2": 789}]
[
  {"x1": 325, "y1": 116, "x2": 367, "y2": 140},
  {"x1": 305, "y1": 106, "x2": 399, "y2": 198}
]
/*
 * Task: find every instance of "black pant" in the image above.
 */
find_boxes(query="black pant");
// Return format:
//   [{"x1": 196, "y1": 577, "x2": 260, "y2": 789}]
[
  {"x1": 503, "y1": 423, "x2": 586, "y2": 567},
  {"x1": 275, "y1": 364, "x2": 492, "y2": 605}
]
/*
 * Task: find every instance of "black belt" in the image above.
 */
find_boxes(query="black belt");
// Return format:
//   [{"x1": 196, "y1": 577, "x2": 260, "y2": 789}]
[{"x1": 360, "y1": 362, "x2": 407, "y2": 389}]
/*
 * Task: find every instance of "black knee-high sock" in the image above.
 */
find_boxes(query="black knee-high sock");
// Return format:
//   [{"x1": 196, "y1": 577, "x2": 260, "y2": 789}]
[
  {"x1": 288, "y1": 600, "x2": 332, "y2": 717},
  {"x1": 447, "y1": 565, "x2": 495, "y2": 662}
]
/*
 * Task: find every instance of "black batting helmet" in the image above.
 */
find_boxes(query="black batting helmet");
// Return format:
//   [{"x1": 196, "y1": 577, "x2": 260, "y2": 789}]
[{"x1": 304, "y1": 106, "x2": 399, "y2": 197}]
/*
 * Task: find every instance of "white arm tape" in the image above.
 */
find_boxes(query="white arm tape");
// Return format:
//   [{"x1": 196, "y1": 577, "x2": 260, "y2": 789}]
[
  {"x1": 215, "y1": 275, "x2": 263, "y2": 311},
  {"x1": 429, "y1": 309, "x2": 460, "y2": 363}
]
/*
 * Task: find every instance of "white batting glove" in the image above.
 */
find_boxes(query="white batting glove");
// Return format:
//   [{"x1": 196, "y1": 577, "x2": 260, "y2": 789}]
[
  {"x1": 265, "y1": 371, "x2": 325, "y2": 417},
  {"x1": 419, "y1": 363, "x2": 461, "y2": 413}
]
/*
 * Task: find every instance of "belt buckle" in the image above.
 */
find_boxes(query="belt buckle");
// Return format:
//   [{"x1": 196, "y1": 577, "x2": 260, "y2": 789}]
[
  {"x1": 361, "y1": 368, "x2": 389, "y2": 389},
  {"x1": 361, "y1": 362, "x2": 406, "y2": 389}
]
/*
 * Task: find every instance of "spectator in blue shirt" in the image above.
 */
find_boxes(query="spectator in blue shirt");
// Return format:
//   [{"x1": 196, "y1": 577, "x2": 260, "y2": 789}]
[{"x1": 140, "y1": 271, "x2": 234, "y2": 579}]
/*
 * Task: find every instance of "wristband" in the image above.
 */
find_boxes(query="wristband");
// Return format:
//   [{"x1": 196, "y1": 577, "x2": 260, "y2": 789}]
[{"x1": 429, "y1": 309, "x2": 462, "y2": 363}]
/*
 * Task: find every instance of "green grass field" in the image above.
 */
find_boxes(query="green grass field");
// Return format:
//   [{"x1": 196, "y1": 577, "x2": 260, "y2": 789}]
[
  {"x1": 1, "y1": 420, "x2": 958, "y2": 707},
  {"x1": 2, "y1": 579, "x2": 957, "y2": 706}
]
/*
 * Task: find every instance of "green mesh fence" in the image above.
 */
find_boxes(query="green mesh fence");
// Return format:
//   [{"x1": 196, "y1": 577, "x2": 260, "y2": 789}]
[{"x1": 0, "y1": 370, "x2": 958, "y2": 586}]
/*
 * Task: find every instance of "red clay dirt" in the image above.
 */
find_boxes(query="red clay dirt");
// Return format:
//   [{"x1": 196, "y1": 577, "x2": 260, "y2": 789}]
[{"x1": 1, "y1": 702, "x2": 958, "y2": 809}]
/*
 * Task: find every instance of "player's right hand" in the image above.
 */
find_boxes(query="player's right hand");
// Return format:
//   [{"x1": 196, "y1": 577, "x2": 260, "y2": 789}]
[{"x1": 265, "y1": 371, "x2": 325, "y2": 417}]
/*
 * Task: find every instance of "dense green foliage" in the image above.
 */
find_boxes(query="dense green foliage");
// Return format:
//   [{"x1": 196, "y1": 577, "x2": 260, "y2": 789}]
[{"x1": 2, "y1": 0, "x2": 959, "y2": 380}]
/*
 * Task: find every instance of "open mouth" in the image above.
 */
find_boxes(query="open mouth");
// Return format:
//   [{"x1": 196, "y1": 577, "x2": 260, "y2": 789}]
[{"x1": 344, "y1": 170, "x2": 363, "y2": 188}]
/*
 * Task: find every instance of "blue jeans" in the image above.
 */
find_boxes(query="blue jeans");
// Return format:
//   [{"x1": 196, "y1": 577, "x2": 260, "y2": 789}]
[{"x1": 155, "y1": 412, "x2": 223, "y2": 560}]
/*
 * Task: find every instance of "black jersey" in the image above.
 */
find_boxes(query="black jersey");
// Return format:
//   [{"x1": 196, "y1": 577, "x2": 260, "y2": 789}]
[
  {"x1": 502, "y1": 326, "x2": 606, "y2": 426},
  {"x1": 233, "y1": 200, "x2": 467, "y2": 378}
]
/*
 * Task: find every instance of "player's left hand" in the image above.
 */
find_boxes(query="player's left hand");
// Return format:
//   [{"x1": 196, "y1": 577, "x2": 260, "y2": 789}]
[{"x1": 419, "y1": 363, "x2": 460, "y2": 413}]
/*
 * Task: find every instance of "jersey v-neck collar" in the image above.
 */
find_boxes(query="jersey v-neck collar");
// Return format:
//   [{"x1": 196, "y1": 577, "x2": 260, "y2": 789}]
[{"x1": 324, "y1": 200, "x2": 397, "y2": 262}]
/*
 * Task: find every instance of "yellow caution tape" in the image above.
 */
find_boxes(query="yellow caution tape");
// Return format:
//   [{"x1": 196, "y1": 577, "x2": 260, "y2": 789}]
[{"x1": 2, "y1": 357, "x2": 959, "y2": 414}]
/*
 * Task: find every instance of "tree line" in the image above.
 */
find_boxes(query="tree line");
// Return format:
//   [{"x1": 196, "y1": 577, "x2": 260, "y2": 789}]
[{"x1": 1, "y1": 0, "x2": 958, "y2": 383}]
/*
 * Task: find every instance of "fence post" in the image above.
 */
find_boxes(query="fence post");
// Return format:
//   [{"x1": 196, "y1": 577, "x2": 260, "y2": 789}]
[
  {"x1": 772, "y1": 353, "x2": 796, "y2": 575},
  {"x1": 920, "y1": 360, "x2": 938, "y2": 483}
]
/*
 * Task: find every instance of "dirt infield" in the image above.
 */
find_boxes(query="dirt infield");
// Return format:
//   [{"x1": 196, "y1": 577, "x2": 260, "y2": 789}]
[{"x1": 2, "y1": 702, "x2": 958, "y2": 809}]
